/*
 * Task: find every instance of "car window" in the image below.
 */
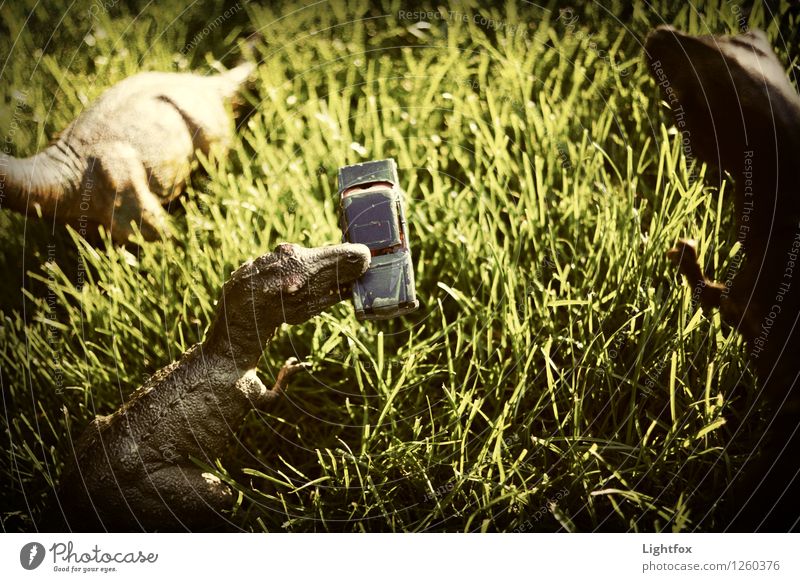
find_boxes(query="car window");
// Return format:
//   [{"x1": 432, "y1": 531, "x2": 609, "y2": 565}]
[{"x1": 342, "y1": 189, "x2": 401, "y2": 250}]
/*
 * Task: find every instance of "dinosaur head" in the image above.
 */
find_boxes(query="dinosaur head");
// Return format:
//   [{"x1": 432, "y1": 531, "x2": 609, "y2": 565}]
[
  {"x1": 265, "y1": 242, "x2": 372, "y2": 324},
  {"x1": 205, "y1": 242, "x2": 371, "y2": 364},
  {"x1": 645, "y1": 26, "x2": 800, "y2": 179}
]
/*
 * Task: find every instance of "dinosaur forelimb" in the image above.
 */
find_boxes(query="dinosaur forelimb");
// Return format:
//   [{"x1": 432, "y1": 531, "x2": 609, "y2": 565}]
[{"x1": 667, "y1": 238, "x2": 725, "y2": 311}]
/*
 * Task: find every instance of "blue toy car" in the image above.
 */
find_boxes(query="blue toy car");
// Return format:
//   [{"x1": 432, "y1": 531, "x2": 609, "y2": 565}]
[{"x1": 338, "y1": 158, "x2": 419, "y2": 320}]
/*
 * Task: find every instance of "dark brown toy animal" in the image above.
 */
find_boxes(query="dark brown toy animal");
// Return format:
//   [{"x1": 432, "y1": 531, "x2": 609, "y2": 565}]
[
  {"x1": 56, "y1": 242, "x2": 371, "y2": 531},
  {"x1": 646, "y1": 26, "x2": 800, "y2": 531},
  {"x1": 0, "y1": 63, "x2": 253, "y2": 243}
]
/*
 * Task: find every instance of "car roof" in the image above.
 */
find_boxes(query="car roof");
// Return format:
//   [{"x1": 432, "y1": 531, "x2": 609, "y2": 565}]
[
  {"x1": 341, "y1": 189, "x2": 401, "y2": 250},
  {"x1": 338, "y1": 159, "x2": 399, "y2": 193}
]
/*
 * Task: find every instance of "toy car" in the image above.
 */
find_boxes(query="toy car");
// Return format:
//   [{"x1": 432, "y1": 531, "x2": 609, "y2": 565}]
[{"x1": 338, "y1": 158, "x2": 419, "y2": 320}]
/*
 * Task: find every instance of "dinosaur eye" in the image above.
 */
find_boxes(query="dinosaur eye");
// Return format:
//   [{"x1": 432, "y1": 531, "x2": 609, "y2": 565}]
[
  {"x1": 274, "y1": 243, "x2": 298, "y2": 257},
  {"x1": 281, "y1": 273, "x2": 304, "y2": 294}
]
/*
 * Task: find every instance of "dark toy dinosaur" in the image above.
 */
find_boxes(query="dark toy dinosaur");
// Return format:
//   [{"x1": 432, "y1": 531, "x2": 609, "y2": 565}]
[
  {"x1": 646, "y1": 26, "x2": 800, "y2": 531},
  {"x1": 56, "y1": 242, "x2": 371, "y2": 531}
]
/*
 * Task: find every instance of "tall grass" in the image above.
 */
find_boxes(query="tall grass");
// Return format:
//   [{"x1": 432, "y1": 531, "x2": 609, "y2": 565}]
[{"x1": 1, "y1": 0, "x2": 797, "y2": 531}]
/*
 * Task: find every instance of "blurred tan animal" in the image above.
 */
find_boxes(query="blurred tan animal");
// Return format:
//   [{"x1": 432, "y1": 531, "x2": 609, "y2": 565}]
[{"x1": 0, "y1": 63, "x2": 254, "y2": 243}]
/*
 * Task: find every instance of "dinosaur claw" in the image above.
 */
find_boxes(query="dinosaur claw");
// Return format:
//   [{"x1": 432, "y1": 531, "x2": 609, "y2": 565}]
[
  {"x1": 667, "y1": 238, "x2": 698, "y2": 266},
  {"x1": 281, "y1": 357, "x2": 311, "y2": 375},
  {"x1": 666, "y1": 238, "x2": 724, "y2": 307},
  {"x1": 666, "y1": 247, "x2": 681, "y2": 265},
  {"x1": 268, "y1": 357, "x2": 311, "y2": 396}
]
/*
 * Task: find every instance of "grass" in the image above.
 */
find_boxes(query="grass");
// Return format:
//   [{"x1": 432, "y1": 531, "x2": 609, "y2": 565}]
[{"x1": 1, "y1": 0, "x2": 799, "y2": 532}]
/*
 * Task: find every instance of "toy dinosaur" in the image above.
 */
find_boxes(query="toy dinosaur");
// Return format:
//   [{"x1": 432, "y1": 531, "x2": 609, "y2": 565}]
[
  {"x1": 0, "y1": 63, "x2": 254, "y2": 243},
  {"x1": 646, "y1": 26, "x2": 800, "y2": 531},
  {"x1": 56, "y1": 242, "x2": 371, "y2": 531}
]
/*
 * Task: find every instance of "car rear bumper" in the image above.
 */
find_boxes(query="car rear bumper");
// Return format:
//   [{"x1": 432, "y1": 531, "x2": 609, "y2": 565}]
[{"x1": 353, "y1": 251, "x2": 419, "y2": 320}]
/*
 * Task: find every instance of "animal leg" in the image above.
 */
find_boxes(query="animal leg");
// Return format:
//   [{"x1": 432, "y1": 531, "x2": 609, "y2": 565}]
[
  {"x1": 232, "y1": 358, "x2": 310, "y2": 410},
  {"x1": 130, "y1": 464, "x2": 235, "y2": 531},
  {"x1": 260, "y1": 357, "x2": 310, "y2": 408},
  {"x1": 96, "y1": 143, "x2": 172, "y2": 243},
  {"x1": 667, "y1": 239, "x2": 726, "y2": 310}
]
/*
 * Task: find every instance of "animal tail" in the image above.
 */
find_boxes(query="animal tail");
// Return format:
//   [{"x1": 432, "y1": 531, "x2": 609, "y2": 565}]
[
  {"x1": 0, "y1": 148, "x2": 73, "y2": 218},
  {"x1": 218, "y1": 62, "x2": 256, "y2": 98}
]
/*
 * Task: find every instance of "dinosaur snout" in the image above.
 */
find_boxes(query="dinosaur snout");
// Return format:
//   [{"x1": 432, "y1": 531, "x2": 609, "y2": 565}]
[
  {"x1": 273, "y1": 242, "x2": 303, "y2": 260},
  {"x1": 270, "y1": 242, "x2": 370, "y2": 279},
  {"x1": 205, "y1": 242, "x2": 373, "y2": 356},
  {"x1": 260, "y1": 242, "x2": 372, "y2": 324},
  {"x1": 304, "y1": 243, "x2": 371, "y2": 291},
  {"x1": 334, "y1": 243, "x2": 372, "y2": 274}
]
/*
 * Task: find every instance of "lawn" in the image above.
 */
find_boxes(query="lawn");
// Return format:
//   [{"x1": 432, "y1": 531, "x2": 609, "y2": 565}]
[{"x1": 1, "y1": 0, "x2": 798, "y2": 532}]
